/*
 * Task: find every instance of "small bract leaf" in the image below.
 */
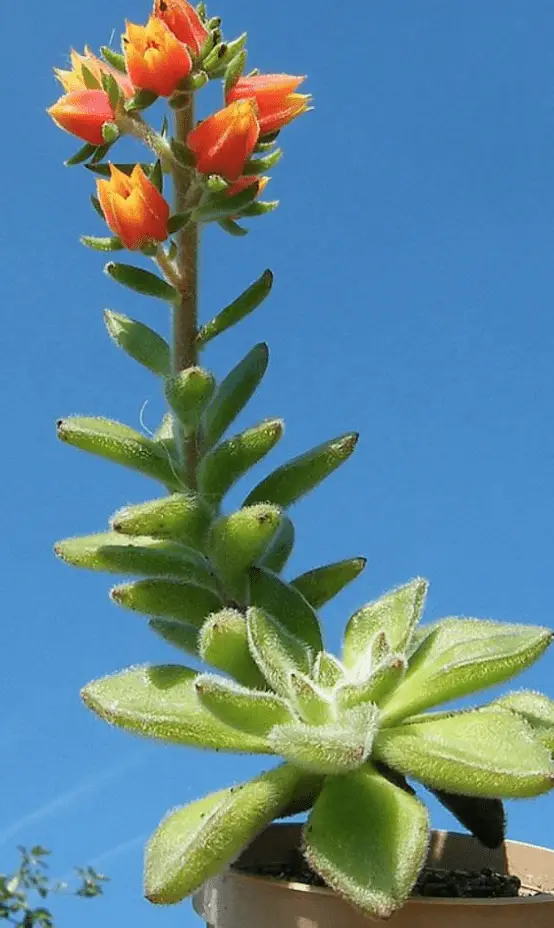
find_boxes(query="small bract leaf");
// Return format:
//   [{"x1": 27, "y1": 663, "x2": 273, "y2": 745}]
[
  {"x1": 104, "y1": 310, "x2": 171, "y2": 376},
  {"x1": 105, "y1": 262, "x2": 178, "y2": 302},
  {"x1": 101, "y1": 46, "x2": 127, "y2": 73},
  {"x1": 224, "y1": 49, "x2": 247, "y2": 97},
  {"x1": 201, "y1": 343, "x2": 269, "y2": 451},
  {"x1": 197, "y1": 419, "x2": 283, "y2": 504},
  {"x1": 144, "y1": 764, "x2": 304, "y2": 904},
  {"x1": 209, "y1": 505, "x2": 282, "y2": 597},
  {"x1": 248, "y1": 566, "x2": 323, "y2": 652},
  {"x1": 165, "y1": 368, "x2": 216, "y2": 430},
  {"x1": 196, "y1": 270, "x2": 273, "y2": 347},
  {"x1": 55, "y1": 532, "x2": 215, "y2": 585},
  {"x1": 195, "y1": 674, "x2": 294, "y2": 736},
  {"x1": 111, "y1": 492, "x2": 212, "y2": 548},
  {"x1": 239, "y1": 200, "x2": 279, "y2": 218},
  {"x1": 198, "y1": 609, "x2": 266, "y2": 688},
  {"x1": 375, "y1": 709, "x2": 554, "y2": 798},
  {"x1": 246, "y1": 607, "x2": 312, "y2": 697},
  {"x1": 381, "y1": 618, "x2": 553, "y2": 724},
  {"x1": 111, "y1": 580, "x2": 221, "y2": 624},
  {"x1": 218, "y1": 218, "x2": 248, "y2": 237},
  {"x1": 242, "y1": 148, "x2": 283, "y2": 175},
  {"x1": 244, "y1": 433, "x2": 358, "y2": 509},
  {"x1": 268, "y1": 705, "x2": 379, "y2": 775},
  {"x1": 259, "y1": 515, "x2": 295, "y2": 572},
  {"x1": 56, "y1": 417, "x2": 181, "y2": 489},
  {"x1": 312, "y1": 651, "x2": 346, "y2": 688},
  {"x1": 291, "y1": 558, "x2": 367, "y2": 609},
  {"x1": 81, "y1": 234, "x2": 123, "y2": 251},
  {"x1": 125, "y1": 88, "x2": 159, "y2": 112},
  {"x1": 304, "y1": 767, "x2": 429, "y2": 920},
  {"x1": 343, "y1": 579, "x2": 428, "y2": 670},
  {"x1": 493, "y1": 690, "x2": 554, "y2": 751},
  {"x1": 430, "y1": 790, "x2": 506, "y2": 849},
  {"x1": 81, "y1": 665, "x2": 270, "y2": 752}
]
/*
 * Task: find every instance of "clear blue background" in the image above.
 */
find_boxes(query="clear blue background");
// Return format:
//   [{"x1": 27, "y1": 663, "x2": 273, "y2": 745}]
[{"x1": 3, "y1": 0, "x2": 554, "y2": 924}]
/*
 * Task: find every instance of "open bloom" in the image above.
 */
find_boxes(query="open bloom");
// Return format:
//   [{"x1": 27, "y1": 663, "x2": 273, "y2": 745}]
[
  {"x1": 187, "y1": 100, "x2": 260, "y2": 182},
  {"x1": 227, "y1": 74, "x2": 310, "y2": 135},
  {"x1": 48, "y1": 90, "x2": 115, "y2": 145},
  {"x1": 97, "y1": 164, "x2": 170, "y2": 250},
  {"x1": 152, "y1": 0, "x2": 208, "y2": 56},
  {"x1": 55, "y1": 48, "x2": 133, "y2": 97},
  {"x1": 124, "y1": 17, "x2": 192, "y2": 96}
]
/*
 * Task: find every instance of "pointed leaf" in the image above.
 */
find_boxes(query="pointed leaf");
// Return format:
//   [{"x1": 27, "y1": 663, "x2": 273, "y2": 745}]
[
  {"x1": 144, "y1": 765, "x2": 305, "y2": 904},
  {"x1": 81, "y1": 64, "x2": 101, "y2": 89},
  {"x1": 218, "y1": 218, "x2": 248, "y2": 237},
  {"x1": 242, "y1": 148, "x2": 283, "y2": 175},
  {"x1": 55, "y1": 532, "x2": 216, "y2": 586},
  {"x1": 375, "y1": 709, "x2": 554, "y2": 798},
  {"x1": 239, "y1": 200, "x2": 279, "y2": 218},
  {"x1": 196, "y1": 270, "x2": 273, "y2": 347},
  {"x1": 194, "y1": 181, "x2": 260, "y2": 223},
  {"x1": 312, "y1": 651, "x2": 346, "y2": 688},
  {"x1": 288, "y1": 672, "x2": 333, "y2": 724},
  {"x1": 430, "y1": 790, "x2": 505, "y2": 849},
  {"x1": 304, "y1": 768, "x2": 429, "y2": 920},
  {"x1": 195, "y1": 674, "x2": 294, "y2": 736},
  {"x1": 291, "y1": 558, "x2": 367, "y2": 609},
  {"x1": 209, "y1": 505, "x2": 282, "y2": 598},
  {"x1": 149, "y1": 619, "x2": 199, "y2": 656},
  {"x1": 244, "y1": 433, "x2": 358, "y2": 508},
  {"x1": 268, "y1": 705, "x2": 379, "y2": 774},
  {"x1": 493, "y1": 691, "x2": 554, "y2": 750},
  {"x1": 90, "y1": 194, "x2": 105, "y2": 218},
  {"x1": 100, "y1": 46, "x2": 127, "y2": 73},
  {"x1": 381, "y1": 618, "x2": 553, "y2": 724},
  {"x1": 125, "y1": 89, "x2": 158, "y2": 112},
  {"x1": 105, "y1": 262, "x2": 178, "y2": 301},
  {"x1": 56, "y1": 416, "x2": 182, "y2": 489},
  {"x1": 197, "y1": 418, "x2": 283, "y2": 504},
  {"x1": 201, "y1": 343, "x2": 269, "y2": 451},
  {"x1": 337, "y1": 655, "x2": 406, "y2": 711},
  {"x1": 165, "y1": 368, "x2": 216, "y2": 430},
  {"x1": 81, "y1": 234, "x2": 123, "y2": 251},
  {"x1": 198, "y1": 609, "x2": 266, "y2": 688},
  {"x1": 259, "y1": 515, "x2": 295, "y2": 572},
  {"x1": 104, "y1": 310, "x2": 171, "y2": 376},
  {"x1": 111, "y1": 492, "x2": 212, "y2": 548},
  {"x1": 224, "y1": 49, "x2": 247, "y2": 97},
  {"x1": 81, "y1": 665, "x2": 270, "y2": 752},
  {"x1": 111, "y1": 579, "x2": 221, "y2": 624},
  {"x1": 246, "y1": 606, "x2": 312, "y2": 696},
  {"x1": 65, "y1": 142, "x2": 98, "y2": 166},
  {"x1": 149, "y1": 159, "x2": 163, "y2": 193},
  {"x1": 248, "y1": 566, "x2": 323, "y2": 651},
  {"x1": 343, "y1": 579, "x2": 427, "y2": 670}
]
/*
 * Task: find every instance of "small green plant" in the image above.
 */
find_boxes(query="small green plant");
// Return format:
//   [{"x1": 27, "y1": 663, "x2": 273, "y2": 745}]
[
  {"x1": 49, "y1": 0, "x2": 554, "y2": 921},
  {"x1": 0, "y1": 846, "x2": 107, "y2": 926}
]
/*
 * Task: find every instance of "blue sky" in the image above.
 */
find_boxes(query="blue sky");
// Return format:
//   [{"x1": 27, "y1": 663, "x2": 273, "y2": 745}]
[{"x1": 3, "y1": 0, "x2": 554, "y2": 924}]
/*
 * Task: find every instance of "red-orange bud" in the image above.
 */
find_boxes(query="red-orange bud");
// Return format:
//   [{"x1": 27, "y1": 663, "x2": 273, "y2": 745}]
[
  {"x1": 124, "y1": 18, "x2": 192, "y2": 97},
  {"x1": 187, "y1": 100, "x2": 260, "y2": 182},
  {"x1": 97, "y1": 164, "x2": 170, "y2": 250},
  {"x1": 152, "y1": 0, "x2": 208, "y2": 56},
  {"x1": 48, "y1": 90, "x2": 115, "y2": 145},
  {"x1": 225, "y1": 175, "x2": 270, "y2": 198},
  {"x1": 227, "y1": 74, "x2": 310, "y2": 135},
  {"x1": 55, "y1": 48, "x2": 133, "y2": 97}
]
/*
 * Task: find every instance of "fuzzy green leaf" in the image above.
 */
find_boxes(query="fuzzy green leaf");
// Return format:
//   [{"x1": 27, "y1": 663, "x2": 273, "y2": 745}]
[
  {"x1": 80, "y1": 234, "x2": 123, "y2": 252},
  {"x1": 81, "y1": 665, "x2": 270, "y2": 752},
  {"x1": 248, "y1": 566, "x2": 323, "y2": 652},
  {"x1": 288, "y1": 672, "x2": 333, "y2": 725},
  {"x1": 197, "y1": 418, "x2": 283, "y2": 504},
  {"x1": 239, "y1": 200, "x2": 279, "y2": 218},
  {"x1": 312, "y1": 651, "x2": 346, "y2": 688},
  {"x1": 144, "y1": 764, "x2": 304, "y2": 904},
  {"x1": 198, "y1": 609, "x2": 266, "y2": 688},
  {"x1": 381, "y1": 618, "x2": 553, "y2": 724},
  {"x1": 337, "y1": 655, "x2": 406, "y2": 710},
  {"x1": 244, "y1": 432, "x2": 358, "y2": 509},
  {"x1": 65, "y1": 142, "x2": 98, "y2": 166},
  {"x1": 493, "y1": 691, "x2": 554, "y2": 750},
  {"x1": 242, "y1": 148, "x2": 283, "y2": 175},
  {"x1": 218, "y1": 218, "x2": 248, "y2": 237},
  {"x1": 201, "y1": 343, "x2": 269, "y2": 451},
  {"x1": 342, "y1": 579, "x2": 427, "y2": 670},
  {"x1": 304, "y1": 768, "x2": 429, "y2": 920},
  {"x1": 223, "y1": 50, "x2": 247, "y2": 97},
  {"x1": 259, "y1": 516, "x2": 295, "y2": 572},
  {"x1": 148, "y1": 619, "x2": 200, "y2": 657},
  {"x1": 196, "y1": 270, "x2": 273, "y2": 347},
  {"x1": 100, "y1": 46, "x2": 127, "y2": 73},
  {"x1": 104, "y1": 310, "x2": 171, "y2": 376},
  {"x1": 105, "y1": 262, "x2": 178, "y2": 301},
  {"x1": 194, "y1": 181, "x2": 260, "y2": 223},
  {"x1": 111, "y1": 492, "x2": 212, "y2": 548},
  {"x1": 246, "y1": 606, "x2": 312, "y2": 697},
  {"x1": 111, "y1": 579, "x2": 221, "y2": 624},
  {"x1": 291, "y1": 558, "x2": 367, "y2": 609},
  {"x1": 125, "y1": 88, "x2": 158, "y2": 112},
  {"x1": 195, "y1": 674, "x2": 294, "y2": 736},
  {"x1": 165, "y1": 368, "x2": 216, "y2": 430},
  {"x1": 375, "y1": 709, "x2": 554, "y2": 798},
  {"x1": 209, "y1": 505, "x2": 282, "y2": 598},
  {"x1": 268, "y1": 705, "x2": 379, "y2": 775},
  {"x1": 430, "y1": 791, "x2": 506, "y2": 849},
  {"x1": 55, "y1": 532, "x2": 215, "y2": 586},
  {"x1": 56, "y1": 416, "x2": 181, "y2": 489}
]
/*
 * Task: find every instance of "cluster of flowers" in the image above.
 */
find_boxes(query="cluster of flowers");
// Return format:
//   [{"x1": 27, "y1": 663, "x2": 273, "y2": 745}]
[{"x1": 48, "y1": 0, "x2": 310, "y2": 250}]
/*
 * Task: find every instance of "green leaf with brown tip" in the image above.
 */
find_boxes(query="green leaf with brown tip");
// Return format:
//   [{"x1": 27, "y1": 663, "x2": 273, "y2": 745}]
[
  {"x1": 343, "y1": 579, "x2": 428, "y2": 670},
  {"x1": 291, "y1": 558, "x2": 367, "y2": 609},
  {"x1": 209, "y1": 505, "x2": 282, "y2": 599},
  {"x1": 111, "y1": 579, "x2": 221, "y2": 624},
  {"x1": 195, "y1": 674, "x2": 294, "y2": 736},
  {"x1": 268, "y1": 705, "x2": 379, "y2": 775},
  {"x1": 248, "y1": 566, "x2": 323, "y2": 652},
  {"x1": 246, "y1": 606, "x2": 312, "y2": 697},
  {"x1": 197, "y1": 419, "x2": 283, "y2": 504},
  {"x1": 111, "y1": 493, "x2": 212, "y2": 549},
  {"x1": 104, "y1": 310, "x2": 171, "y2": 376},
  {"x1": 198, "y1": 609, "x2": 266, "y2": 688}
]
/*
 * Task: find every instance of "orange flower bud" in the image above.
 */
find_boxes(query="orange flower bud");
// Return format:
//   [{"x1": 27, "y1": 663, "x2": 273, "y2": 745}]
[
  {"x1": 55, "y1": 47, "x2": 133, "y2": 97},
  {"x1": 187, "y1": 100, "x2": 260, "y2": 182},
  {"x1": 48, "y1": 90, "x2": 115, "y2": 145},
  {"x1": 227, "y1": 74, "x2": 311, "y2": 135},
  {"x1": 124, "y1": 18, "x2": 192, "y2": 97},
  {"x1": 152, "y1": 0, "x2": 208, "y2": 56},
  {"x1": 97, "y1": 164, "x2": 170, "y2": 250}
]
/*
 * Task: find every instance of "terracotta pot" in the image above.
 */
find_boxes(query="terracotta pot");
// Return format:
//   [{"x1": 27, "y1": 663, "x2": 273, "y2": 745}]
[{"x1": 193, "y1": 823, "x2": 554, "y2": 927}]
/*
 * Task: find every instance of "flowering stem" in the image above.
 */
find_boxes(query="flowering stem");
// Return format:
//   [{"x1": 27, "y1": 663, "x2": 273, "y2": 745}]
[
  {"x1": 118, "y1": 112, "x2": 176, "y2": 170},
  {"x1": 171, "y1": 97, "x2": 199, "y2": 488}
]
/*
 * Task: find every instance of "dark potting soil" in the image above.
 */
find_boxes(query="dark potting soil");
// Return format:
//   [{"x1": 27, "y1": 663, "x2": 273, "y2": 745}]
[{"x1": 233, "y1": 849, "x2": 522, "y2": 899}]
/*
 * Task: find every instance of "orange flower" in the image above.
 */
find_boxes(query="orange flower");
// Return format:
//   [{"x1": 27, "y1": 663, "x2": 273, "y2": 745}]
[
  {"x1": 48, "y1": 90, "x2": 115, "y2": 145},
  {"x1": 152, "y1": 0, "x2": 208, "y2": 56},
  {"x1": 124, "y1": 18, "x2": 192, "y2": 97},
  {"x1": 96, "y1": 164, "x2": 170, "y2": 250},
  {"x1": 55, "y1": 48, "x2": 133, "y2": 98},
  {"x1": 225, "y1": 176, "x2": 270, "y2": 198},
  {"x1": 227, "y1": 74, "x2": 310, "y2": 135},
  {"x1": 187, "y1": 100, "x2": 260, "y2": 182}
]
